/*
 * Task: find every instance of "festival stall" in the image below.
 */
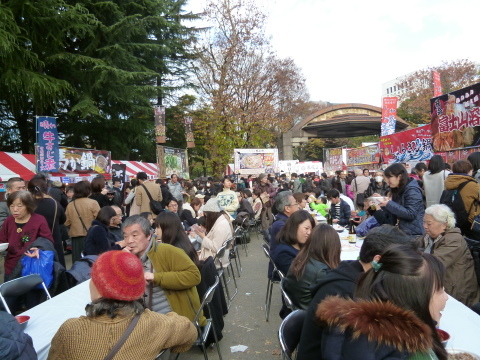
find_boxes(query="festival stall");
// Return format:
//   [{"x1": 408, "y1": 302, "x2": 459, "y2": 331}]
[
  {"x1": 323, "y1": 147, "x2": 348, "y2": 174},
  {"x1": 345, "y1": 144, "x2": 380, "y2": 172},
  {"x1": 234, "y1": 148, "x2": 279, "y2": 175}
]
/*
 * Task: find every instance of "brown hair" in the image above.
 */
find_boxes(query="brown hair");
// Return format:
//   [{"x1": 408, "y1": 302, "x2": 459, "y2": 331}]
[
  {"x1": 7, "y1": 190, "x2": 36, "y2": 214},
  {"x1": 91, "y1": 177, "x2": 105, "y2": 193},
  {"x1": 74, "y1": 181, "x2": 92, "y2": 198},
  {"x1": 276, "y1": 210, "x2": 315, "y2": 246},
  {"x1": 452, "y1": 159, "x2": 472, "y2": 174},
  {"x1": 293, "y1": 192, "x2": 306, "y2": 204},
  {"x1": 290, "y1": 224, "x2": 341, "y2": 280},
  {"x1": 27, "y1": 178, "x2": 48, "y2": 200},
  {"x1": 205, "y1": 211, "x2": 228, "y2": 233}
]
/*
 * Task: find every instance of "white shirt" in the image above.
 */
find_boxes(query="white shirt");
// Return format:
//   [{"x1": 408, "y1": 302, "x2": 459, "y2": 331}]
[{"x1": 340, "y1": 194, "x2": 354, "y2": 212}]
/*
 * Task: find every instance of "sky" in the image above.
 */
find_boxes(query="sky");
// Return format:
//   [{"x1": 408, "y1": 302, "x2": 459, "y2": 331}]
[{"x1": 185, "y1": 0, "x2": 480, "y2": 107}]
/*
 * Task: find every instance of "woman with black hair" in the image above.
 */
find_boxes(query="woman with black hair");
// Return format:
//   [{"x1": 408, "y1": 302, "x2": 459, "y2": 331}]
[
  {"x1": 315, "y1": 244, "x2": 448, "y2": 360},
  {"x1": 374, "y1": 163, "x2": 425, "y2": 235},
  {"x1": 423, "y1": 155, "x2": 450, "y2": 208},
  {"x1": 28, "y1": 178, "x2": 67, "y2": 267},
  {"x1": 467, "y1": 151, "x2": 480, "y2": 183},
  {"x1": 271, "y1": 210, "x2": 315, "y2": 276},
  {"x1": 83, "y1": 206, "x2": 122, "y2": 256},
  {"x1": 153, "y1": 212, "x2": 200, "y2": 267}
]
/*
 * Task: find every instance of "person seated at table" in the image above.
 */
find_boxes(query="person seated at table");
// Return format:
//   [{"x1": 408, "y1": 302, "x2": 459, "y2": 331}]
[
  {"x1": 312, "y1": 244, "x2": 448, "y2": 360},
  {"x1": 284, "y1": 224, "x2": 341, "y2": 310},
  {"x1": 164, "y1": 199, "x2": 180, "y2": 215},
  {"x1": 0, "y1": 311, "x2": 37, "y2": 359},
  {"x1": 297, "y1": 225, "x2": 417, "y2": 360},
  {"x1": 194, "y1": 198, "x2": 233, "y2": 269},
  {"x1": 309, "y1": 196, "x2": 328, "y2": 217},
  {"x1": 293, "y1": 192, "x2": 308, "y2": 210},
  {"x1": 326, "y1": 189, "x2": 351, "y2": 226},
  {"x1": 153, "y1": 211, "x2": 200, "y2": 267},
  {"x1": 180, "y1": 197, "x2": 202, "y2": 228},
  {"x1": 122, "y1": 215, "x2": 206, "y2": 325},
  {"x1": 47, "y1": 251, "x2": 197, "y2": 360},
  {"x1": 271, "y1": 210, "x2": 315, "y2": 276},
  {"x1": 0, "y1": 191, "x2": 53, "y2": 283},
  {"x1": 420, "y1": 204, "x2": 480, "y2": 307},
  {"x1": 83, "y1": 206, "x2": 122, "y2": 256},
  {"x1": 139, "y1": 212, "x2": 154, "y2": 228}
]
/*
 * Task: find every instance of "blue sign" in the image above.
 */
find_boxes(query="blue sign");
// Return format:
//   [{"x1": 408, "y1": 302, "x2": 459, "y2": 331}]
[
  {"x1": 36, "y1": 117, "x2": 59, "y2": 172},
  {"x1": 62, "y1": 177, "x2": 70, "y2": 184}
]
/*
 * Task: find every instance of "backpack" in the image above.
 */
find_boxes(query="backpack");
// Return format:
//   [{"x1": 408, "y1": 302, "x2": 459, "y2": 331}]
[
  {"x1": 439, "y1": 180, "x2": 475, "y2": 230},
  {"x1": 464, "y1": 237, "x2": 480, "y2": 286}
]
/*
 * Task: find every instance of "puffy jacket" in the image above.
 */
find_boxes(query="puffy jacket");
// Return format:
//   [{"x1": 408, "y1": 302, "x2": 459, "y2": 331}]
[
  {"x1": 328, "y1": 199, "x2": 351, "y2": 226},
  {"x1": 83, "y1": 220, "x2": 120, "y2": 256},
  {"x1": 0, "y1": 312, "x2": 37, "y2": 360},
  {"x1": 383, "y1": 178, "x2": 425, "y2": 235}
]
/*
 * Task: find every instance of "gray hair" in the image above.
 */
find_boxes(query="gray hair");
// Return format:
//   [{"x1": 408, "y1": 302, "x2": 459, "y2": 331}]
[
  {"x1": 424, "y1": 204, "x2": 456, "y2": 230},
  {"x1": 123, "y1": 215, "x2": 151, "y2": 236},
  {"x1": 275, "y1": 191, "x2": 293, "y2": 214}
]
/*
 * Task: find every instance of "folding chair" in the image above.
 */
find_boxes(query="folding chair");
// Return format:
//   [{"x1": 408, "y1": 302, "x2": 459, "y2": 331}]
[
  {"x1": 278, "y1": 310, "x2": 307, "y2": 360},
  {"x1": 193, "y1": 276, "x2": 223, "y2": 360},
  {"x1": 0, "y1": 274, "x2": 52, "y2": 314},
  {"x1": 214, "y1": 242, "x2": 237, "y2": 307},
  {"x1": 228, "y1": 234, "x2": 242, "y2": 277},
  {"x1": 261, "y1": 243, "x2": 283, "y2": 321},
  {"x1": 279, "y1": 275, "x2": 296, "y2": 313}
]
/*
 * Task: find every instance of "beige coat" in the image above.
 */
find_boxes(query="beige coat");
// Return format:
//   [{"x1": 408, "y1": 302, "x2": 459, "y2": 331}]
[
  {"x1": 136, "y1": 181, "x2": 162, "y2": 217},
  {"x1": 199, "y1": 213, "x2": 233, "y2": 268},
  {"x1": 65, "y1": 198, "x2": 100, "y2": 237}
]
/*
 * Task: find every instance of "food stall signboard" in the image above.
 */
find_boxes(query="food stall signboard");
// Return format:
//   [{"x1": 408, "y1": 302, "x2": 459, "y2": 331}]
[
  {"x1": 234, "y1": 149, "x2": 279, "y2": 175},
  {"x1": 346, "y1": 144, "x2": 380, "y2": 167},
  {"x1": 379, "y1": 125, "x2": 433, "y2": 164},
  {"x1": 58, "y1": 147, "x2": 111, "y2": 174}
]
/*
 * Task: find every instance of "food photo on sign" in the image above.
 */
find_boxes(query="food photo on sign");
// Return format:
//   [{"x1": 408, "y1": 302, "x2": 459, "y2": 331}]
[{"x1": 431, "y1": 82, "x2": 480, "y2": 152}]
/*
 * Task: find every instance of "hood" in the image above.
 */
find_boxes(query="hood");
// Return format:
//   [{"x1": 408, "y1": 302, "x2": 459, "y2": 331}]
[
  {"x1": 317, "y1": 296, "x2": 432, "y2": 354},
  {"x1": 311, "y1": 260, "x2": 363, "y2": 295},
  {"x1": 444, "y1": 174, "x2": 476, "y2": 190}
]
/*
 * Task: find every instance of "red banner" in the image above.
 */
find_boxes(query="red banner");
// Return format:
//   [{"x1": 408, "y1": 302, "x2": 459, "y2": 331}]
[
  {"x1": 379, "y1": 125, "x2": 433, "y2": 164},
  {"x1": 433, "y1": 71, "x2": 442, "y2": 97},
  {"x1": 431, "y1": 82, "x2": 480, "y2": 152},
  {"x1": 381, "y1": 97, "x2": 398, "y2": 136}
]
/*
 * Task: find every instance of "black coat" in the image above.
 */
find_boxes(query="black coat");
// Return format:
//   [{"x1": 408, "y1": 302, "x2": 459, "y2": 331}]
[
  {"x1": 297, "y1": 260, "x2": 364, "y2": 360},
  {"x1": 328, "y1": 199, "x2": 351, "y2": 226},
  {"x1": 0, "y1": 312, "x2": 37, "y2": 360},
  {"x1": 83, "y1": 220, "x2": 121, "y2": 256}
]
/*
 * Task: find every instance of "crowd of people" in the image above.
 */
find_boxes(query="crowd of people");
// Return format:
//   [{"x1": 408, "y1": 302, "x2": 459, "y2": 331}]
[{"x1": 1, "y1": 156, "x2": 480, "y2": 359}]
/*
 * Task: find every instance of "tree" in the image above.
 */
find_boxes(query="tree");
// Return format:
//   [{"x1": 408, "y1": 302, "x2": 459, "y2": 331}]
[
  {"x1": 396, "y1": 59, "x2": 478, "y2": 126},
  {"x1": 193, "y1": 0, "x2": 309, "y2": 175}
]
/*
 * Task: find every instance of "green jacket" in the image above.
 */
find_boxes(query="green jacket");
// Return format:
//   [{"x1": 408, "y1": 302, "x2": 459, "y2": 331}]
[
  {"x1": 310, "y1": 202, "x2": 329, "y2": 217},
  {"x1": 148, "y1": 243, "x2": 206, "y2": 326}
]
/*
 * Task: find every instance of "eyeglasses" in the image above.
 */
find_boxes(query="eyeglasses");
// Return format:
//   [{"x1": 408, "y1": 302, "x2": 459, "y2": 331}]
[{"x1": 287, "y1": 202, "x2": 299, "y2": 207}]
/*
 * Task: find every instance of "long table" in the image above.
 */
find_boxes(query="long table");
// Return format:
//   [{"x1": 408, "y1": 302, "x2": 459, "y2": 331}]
[{"x1": 23, "y1": 280, "x2": 91, "y2": 360}]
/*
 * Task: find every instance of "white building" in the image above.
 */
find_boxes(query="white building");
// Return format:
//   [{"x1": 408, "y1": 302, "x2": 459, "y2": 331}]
[{"x1": 381, "y1": 71, "x2": 414, "y2": 99}]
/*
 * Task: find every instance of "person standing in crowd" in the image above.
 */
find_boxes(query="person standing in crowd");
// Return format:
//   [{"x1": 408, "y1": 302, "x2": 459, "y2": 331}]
[
  {"x1": 444, "y1": 160, "x2": 480, "y2": 238},
  {"x1": 65, "y1": 181, "x2": 100, "y2": 263},
  {"x1": 48, "y1": 181, "x2": 69, "y2": 210},
  {"x1": 83, "y1": 206, "x2": 122, "y2": 256},
  {"x1": 28, "y1": 178, "x2": 67, "y2": 268},
  {"x1": 291, "y1": 173, "x2": 302, "y2": 193},
  {"x1": 0, "y1": 191, "x2": 53, "y2": 282},
  {"x1": 351, "y1": 168, "x2": 370, "y2": 210},
  {"x1": 363, "y1": 168, "x2": 370, "y2": 178},
  {"x1": 168, "y1": 174, "x2": 186, "y2": 211},
  {"x1": 157, "y1": 179, "x2": 175, "y2": 208},
  {"x1": 0, "y1": 177, "x2": 26, "y2": 229},
  {"x1": 195, "y1": 198, "x2": 233, "y2": 269},
  {"x1": 124, "y1": 179, "x2": 140, "y2": 216},
  {"x1": 135, "y1": 172, "x2": 162, "y2": 218},
  {"x1": 89, "y1": 176, "x2": 109, "y2": 208},
  {"x1": 326, "y1": 189, "x2": 350, "y2": 226},
  {"x1": 255, "y1": 173, "x2": 277, "y2": 231},
  {"x1": 364, "y1": 170, "x2": 389, "y2": 197},
  {"x1": 217, "y1": 177, "x2": 239, "y2": 217},
  {"x1": 332, "y1": 170, "x2": 346, "y2": 195},
  {"x1": 252, "y1": 189, "x2": 263, "y2": 222},
  {"x1": 318, "y1": 173, "x2": 332, "y2": 195},
  {"x1": 122, "y1": 215, "x2": 206, "y2": 324},
  {"x1": 284, "y1": 224, "x2": 341, "y2": 310},
  {"x1": 420, "y1": 204, "x2": 480, "y2": 307},
  {"x1": 375, "y1": 163, "x2": 424, "y2": 236},
  {"x1": 47, "y1": 250, "x2": 197, "y2": 360},
  {"x1": 423, "y1": 155, "x2": 450, "y2": 208},
  {"x1": 467, "y1": 151, "x2": 480, "y2": 183},
  {"x1": 108, "y1": 205, "x2": 123, "y2": 240},
  {"x1": 112, "y1": 179, "x2": 124, "y2": 205},
  {"x1": 65, "y1": 186, "x2": 74, "y2": 203}
]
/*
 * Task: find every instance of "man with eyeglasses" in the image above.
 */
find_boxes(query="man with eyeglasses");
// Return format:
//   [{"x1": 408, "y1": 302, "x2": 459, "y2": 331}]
[{"x1": 268, "y1": 191, "x2": 300, "y2": 254}]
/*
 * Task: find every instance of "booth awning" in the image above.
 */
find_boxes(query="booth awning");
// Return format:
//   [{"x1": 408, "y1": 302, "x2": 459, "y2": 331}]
[
  {"x1": 112, "y1": 160, "x2": 158, "y2": 179},
  {"x1": 0, "y1": 152, "x2": 36, "y2": 181}
]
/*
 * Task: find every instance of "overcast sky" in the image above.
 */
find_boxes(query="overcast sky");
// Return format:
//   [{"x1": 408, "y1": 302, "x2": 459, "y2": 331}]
[{"x1": 186, "y1": 0, "x2": 480, "y2": 107}]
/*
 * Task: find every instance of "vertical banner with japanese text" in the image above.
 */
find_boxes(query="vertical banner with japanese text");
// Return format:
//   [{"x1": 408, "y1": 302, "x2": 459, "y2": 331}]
[
  {"x1": 381, "y1": 97, "x2": 398, "y2": 136},
  {"x1": 112, "y1": 164, "x2": 126, "y2": 185},
  {"x1": 433, "y1": 71, "x2": 442, "y2": 97},
  {"x1": 36, "y1": 116, "x2": 59, "y2": 172},
  {"x1": 154, "y1": 106, "x2": 166, "y2": 143},
  {"x1": 185, "y1": 117, "x2": 195, "y2": 148}
]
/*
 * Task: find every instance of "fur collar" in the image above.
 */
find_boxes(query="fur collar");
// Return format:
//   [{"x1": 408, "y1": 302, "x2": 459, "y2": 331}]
[{"x1": 317, "y1": 296, "x2": 432, "y2": 354}]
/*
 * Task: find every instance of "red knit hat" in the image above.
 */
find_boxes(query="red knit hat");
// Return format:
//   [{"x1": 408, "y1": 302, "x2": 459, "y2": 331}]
[{"x1": 91, "y1": 251, "x2": 145, "y2": 301}]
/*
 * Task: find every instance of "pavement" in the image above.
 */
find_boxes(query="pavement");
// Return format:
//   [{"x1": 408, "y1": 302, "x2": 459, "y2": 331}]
[{"x1": 1, "y1": 229, "x2": 285, "y2": 359}]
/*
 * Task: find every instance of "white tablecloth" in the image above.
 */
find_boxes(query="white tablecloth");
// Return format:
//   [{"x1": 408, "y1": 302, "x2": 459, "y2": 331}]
[{"x1": 23, "y1": 280, "x2": 92, "y2": 360}]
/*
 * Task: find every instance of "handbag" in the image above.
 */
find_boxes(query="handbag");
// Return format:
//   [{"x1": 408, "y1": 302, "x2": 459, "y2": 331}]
[
  {"x1": 21, "y1": 250, "x2": 55, "y2": 288},
  {"x1": 141, "y1": 184, "x2": 163, "y2": 215},
  {"x1": 354, "y1": 179, "x2": 366, "y2": 207},
  {"x1": 103, "y1": 313, "x2": 140, "y2": 360}
]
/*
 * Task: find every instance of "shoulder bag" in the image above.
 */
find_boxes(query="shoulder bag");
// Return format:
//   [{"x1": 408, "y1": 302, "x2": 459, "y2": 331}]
[
  {"x1": 354, "y1": 179, "x2": 366, "y2": 207},
  {"x1": 103, "y1": 313, "x2": 141, "y2": 360},
  {"x1": 141, "y1": 184, "x2": 163, "y2": 215},
  {"x1": 73, "y1": 200, "x2": 88, "y2": 233}
]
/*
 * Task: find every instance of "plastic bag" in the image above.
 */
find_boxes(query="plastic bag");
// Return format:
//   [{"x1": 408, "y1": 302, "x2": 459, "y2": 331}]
[
  {"x1": 355, "y1": 216, "x2": 379, "y2": 238},
  {"x1": 21, "y1": 250, "x2": 55, "y2": 289}
]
